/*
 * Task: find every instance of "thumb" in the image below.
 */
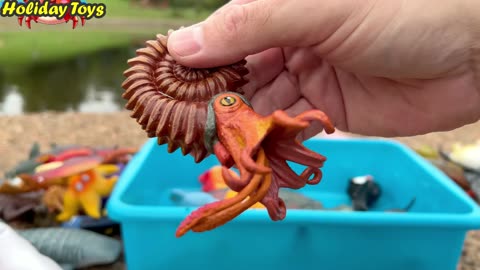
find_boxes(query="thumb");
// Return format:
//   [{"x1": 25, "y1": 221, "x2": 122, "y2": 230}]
[{"x1": 167, "y1": 0, "x2": 303, "y2": 68}]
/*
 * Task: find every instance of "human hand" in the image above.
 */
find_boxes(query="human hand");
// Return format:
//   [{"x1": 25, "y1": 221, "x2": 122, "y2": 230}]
[{"x1": 167, "y1": 0, "x2": 480, "y2": 140}]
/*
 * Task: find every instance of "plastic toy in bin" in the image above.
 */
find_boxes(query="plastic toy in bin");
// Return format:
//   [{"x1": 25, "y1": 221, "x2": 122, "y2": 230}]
[
  {"x1": 346, "y1": 175, "x2": 417, "y2": 213},
  {"x1": 198, "y1": 165, "x2": 325, "y2": 210},
  {"x1": 347, "y1": 175, "x2": 381, "y2": 211},
  {"x1": 121, "y1": 30, "x2": 336, "y2": 237},
  {"x1": 198, "y1": 166, "x2": 264, "y2": 209},
  {"x1": 170, "y1": 189, "x2": 218, "y2": 207}
]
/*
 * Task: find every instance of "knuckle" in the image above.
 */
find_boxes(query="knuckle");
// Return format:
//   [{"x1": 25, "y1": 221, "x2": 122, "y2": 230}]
[{"x1": 220, "y1": 5, "x2": 249, "y2": 40}]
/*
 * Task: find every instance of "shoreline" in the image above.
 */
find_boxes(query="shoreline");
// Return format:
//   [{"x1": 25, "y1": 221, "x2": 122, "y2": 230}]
[
  {"x1": 1, "y1": 111, "x2": 479, "y2": 175},
  {"x1": 0, "y1": 111, "x2": 147, "y2": 175}
]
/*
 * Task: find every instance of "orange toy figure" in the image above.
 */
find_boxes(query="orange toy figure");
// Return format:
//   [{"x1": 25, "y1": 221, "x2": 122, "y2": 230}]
[
  {"x1": 199, "y1": 166, "x2": 228, "y2": 191},
  {"x1": 174, "y1": 93, "x2": 334, "y2": 236},
  {"x1": 224, "y1": 189, "x2": 265, "y2": 209},
  {"x1": 199, "y1": 166, "x2": 264, "y2": 209},
  {"x1": 122, "y1": 32, "x2": 335, "y2": 237}
]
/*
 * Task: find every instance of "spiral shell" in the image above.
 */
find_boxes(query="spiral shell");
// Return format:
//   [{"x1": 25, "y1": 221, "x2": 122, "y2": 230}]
[{"x1": 121, "y1": 32, "x2": 249, "y2": 162}]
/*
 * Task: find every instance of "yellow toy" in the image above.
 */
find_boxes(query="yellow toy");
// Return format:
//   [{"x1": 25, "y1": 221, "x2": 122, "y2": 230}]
[
  {"x1": 56, "y1": 165, "x2": 118, "y2": 221},
  {"x1": 21, "y1": 157, "x2": 119, "y2": 221}
]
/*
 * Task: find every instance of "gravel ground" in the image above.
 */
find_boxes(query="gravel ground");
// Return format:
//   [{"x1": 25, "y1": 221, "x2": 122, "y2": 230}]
[{"x1": 0, "y1": 111, "x2": 479, "y2": 269}]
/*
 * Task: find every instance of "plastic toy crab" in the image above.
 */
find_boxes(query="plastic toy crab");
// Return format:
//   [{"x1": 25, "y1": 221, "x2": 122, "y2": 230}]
[
  {"x1": 121, "y1": 31, "x2": 336, "y2": 237},
  {"x1": 17, "y1": 0, "x2": 86, "y2": 29}
]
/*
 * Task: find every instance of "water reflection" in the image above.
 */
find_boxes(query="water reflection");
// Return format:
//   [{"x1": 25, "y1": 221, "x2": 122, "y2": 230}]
[
  {"x1": 0, "y1": 46, "x2": 137, "y2": 115},
  {"x1": 0, "y1": 86, "x2": 24, "y2": 115},
  {"x1": 77, "y1": 86, "x2": 121, "y2": 113}
]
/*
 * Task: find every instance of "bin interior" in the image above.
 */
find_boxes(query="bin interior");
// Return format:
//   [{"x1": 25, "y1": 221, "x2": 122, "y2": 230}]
[{"x1": 115, "y1": 138, "x2": 477, "y2": 218}]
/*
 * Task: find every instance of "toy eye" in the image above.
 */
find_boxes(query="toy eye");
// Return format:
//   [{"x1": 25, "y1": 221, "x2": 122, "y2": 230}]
[{"x1": 220, "y1": 96, "x2": 236, "y2": 106}]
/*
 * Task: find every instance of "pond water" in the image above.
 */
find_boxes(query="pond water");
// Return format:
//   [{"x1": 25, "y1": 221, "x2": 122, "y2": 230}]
[{"x1": 0, "y1": 46, "x2": 138, "y2": 115}]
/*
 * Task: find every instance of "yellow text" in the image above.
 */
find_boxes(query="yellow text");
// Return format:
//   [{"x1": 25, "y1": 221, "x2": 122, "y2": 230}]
[{"x1": 0, "y1": 0, "x2": 106, "y2": 20}]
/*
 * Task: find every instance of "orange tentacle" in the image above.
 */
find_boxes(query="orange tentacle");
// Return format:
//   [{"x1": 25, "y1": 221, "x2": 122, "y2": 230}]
[
  {"x1": 175, "y1": 159, "x2": 263, "y2": 237},
  {"x1": 240, "y1": 148, "x2": 271, "y2": 174},
  {"x1": 191, "y1": 149, "x2": 271, "y2": 232}
]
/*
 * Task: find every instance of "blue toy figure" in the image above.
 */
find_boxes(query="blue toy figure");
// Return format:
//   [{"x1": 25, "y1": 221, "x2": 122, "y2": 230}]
[{"x1": 170, "y1": 189, "x2": 218, "y2": 207}]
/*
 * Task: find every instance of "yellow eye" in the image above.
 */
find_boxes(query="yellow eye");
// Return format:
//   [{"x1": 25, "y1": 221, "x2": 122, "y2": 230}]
[{"x1": 220, "y1": 96, "x2": 236, "y2": 106}]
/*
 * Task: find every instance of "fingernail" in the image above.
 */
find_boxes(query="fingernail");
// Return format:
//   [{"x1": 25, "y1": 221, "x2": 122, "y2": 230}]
[{"x1": 169, "y1": 26, "x2": 202, "y2": 57}]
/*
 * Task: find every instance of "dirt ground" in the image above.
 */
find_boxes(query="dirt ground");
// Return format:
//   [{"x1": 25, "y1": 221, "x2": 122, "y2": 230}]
[{"x1": 0, "y1": 111, "x2": 479, "y2": 269}]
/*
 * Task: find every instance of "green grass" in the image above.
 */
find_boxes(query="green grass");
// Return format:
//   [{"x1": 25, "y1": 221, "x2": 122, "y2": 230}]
[
  {"x1": 0, "y1": 24, "x2": 172, "y2": 73},
  {"x1": 0, "y1": 0, "x2": 215, "y2": 71},
  {"x1": 98, "y1": 0, "x2": 211, "y2": 21},
  {"x1": 0, "y1": 32, "x2": 130, "y2": 68}
]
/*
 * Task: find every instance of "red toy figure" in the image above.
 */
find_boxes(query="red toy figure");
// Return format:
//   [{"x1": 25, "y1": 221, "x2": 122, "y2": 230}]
[{"x1": 17, "y1": 0, "x2": 86, "y2": 29}]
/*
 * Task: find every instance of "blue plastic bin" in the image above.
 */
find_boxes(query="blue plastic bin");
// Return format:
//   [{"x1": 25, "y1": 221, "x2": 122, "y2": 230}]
[{"x1": 107, "y1": 138, "x2": 480, "y2": 270}]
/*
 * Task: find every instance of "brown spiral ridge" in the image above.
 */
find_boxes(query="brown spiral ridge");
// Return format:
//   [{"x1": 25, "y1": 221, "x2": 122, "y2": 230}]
[{"x1": 121, "y1": 32, "x2": 249, "y2": 162}]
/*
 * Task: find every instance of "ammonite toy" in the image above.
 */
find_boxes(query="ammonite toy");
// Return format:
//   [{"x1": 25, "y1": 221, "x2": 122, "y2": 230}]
[{"x1": 121, "y1": 30, "x2": 336, "y2": 237}]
